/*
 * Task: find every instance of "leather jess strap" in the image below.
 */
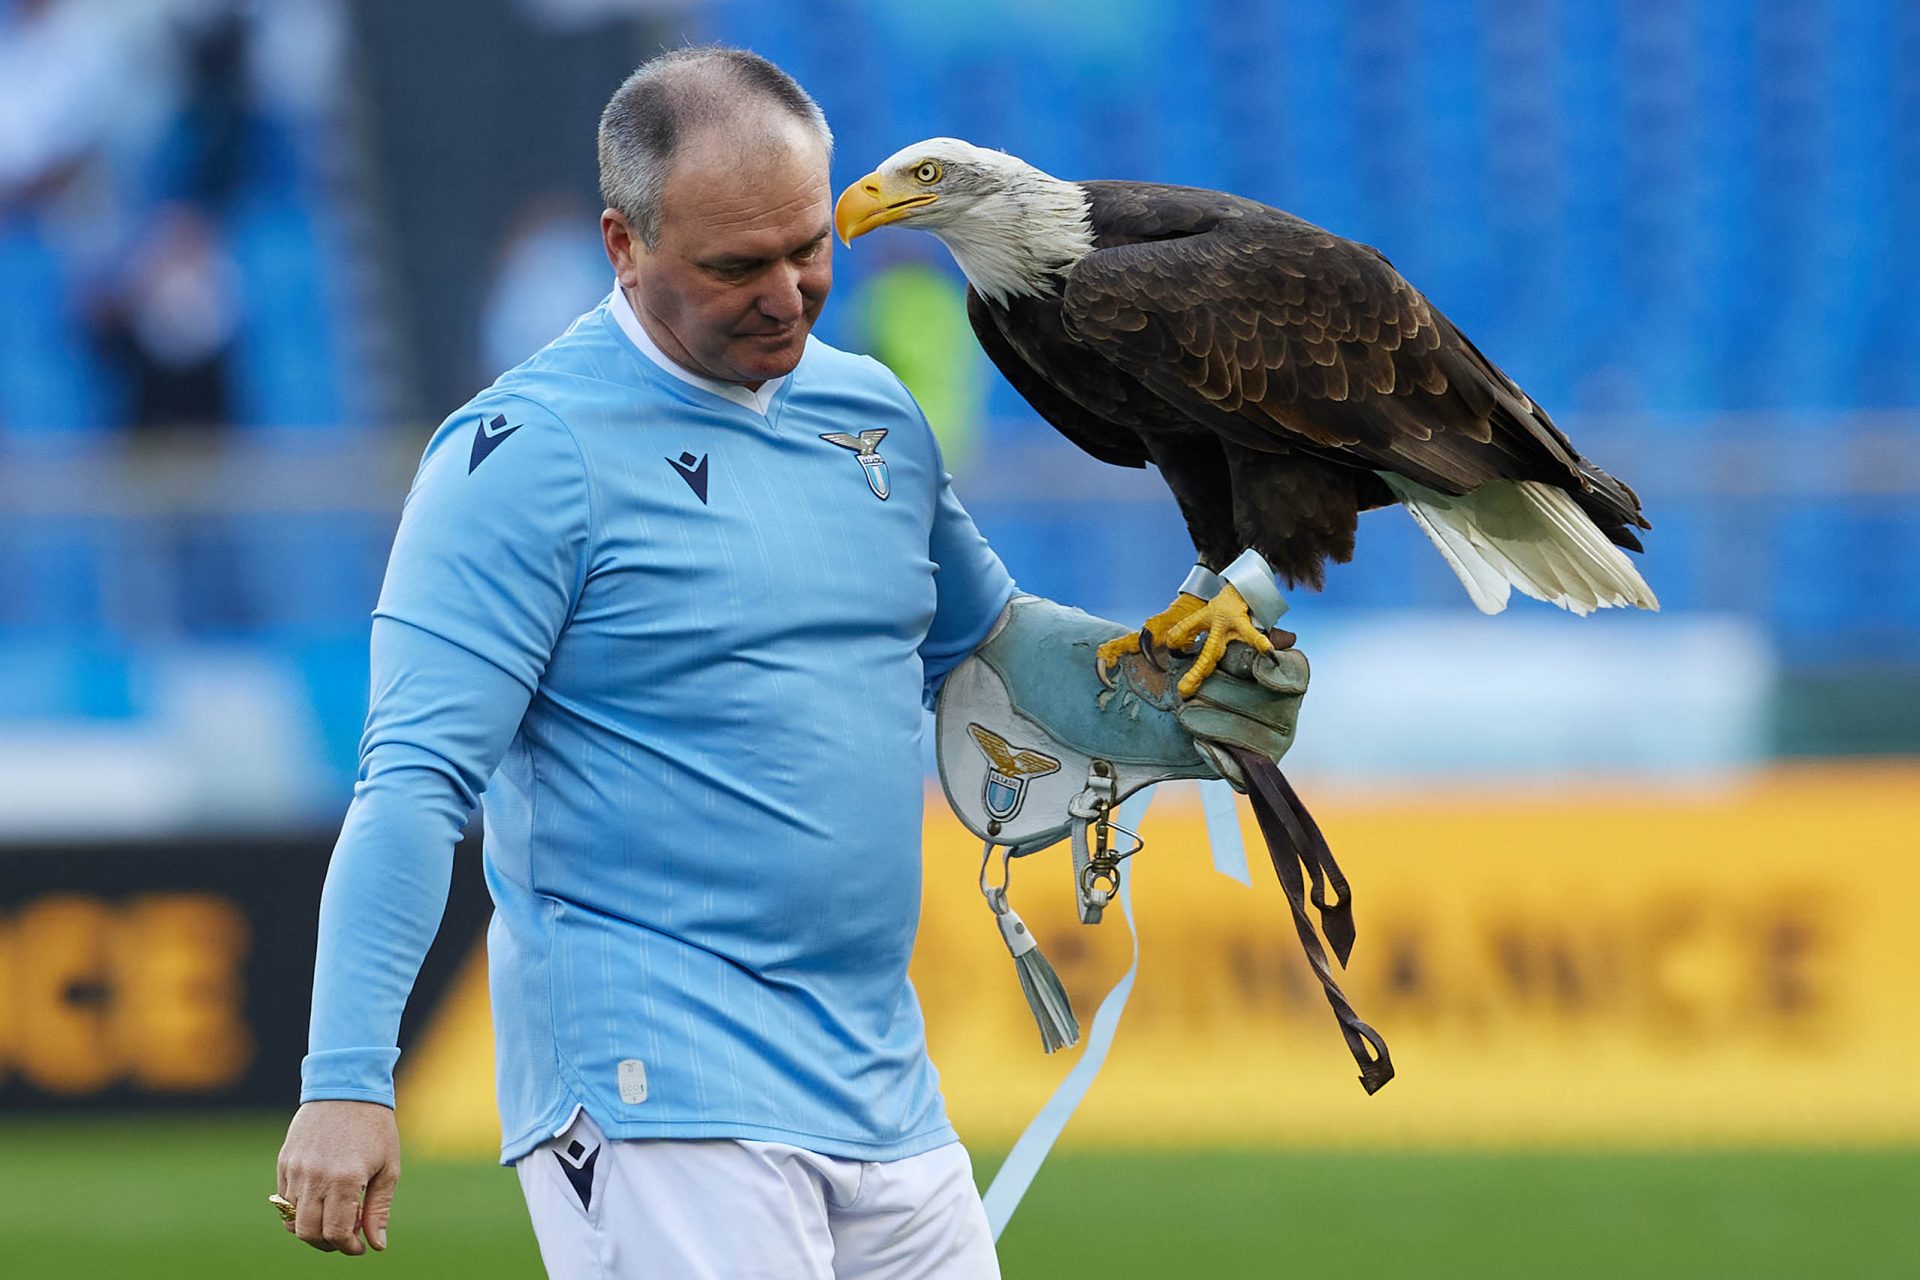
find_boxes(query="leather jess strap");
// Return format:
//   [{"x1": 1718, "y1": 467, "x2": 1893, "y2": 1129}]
[{"x1": 1226, "y1": 745, "x2": 1395, "y2": 1095}]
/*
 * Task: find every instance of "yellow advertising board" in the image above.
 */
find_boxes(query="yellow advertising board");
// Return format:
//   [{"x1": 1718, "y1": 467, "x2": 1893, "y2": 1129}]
[{"x1": 401, "y1": 766, "x2": 1920, "y2": 1156}]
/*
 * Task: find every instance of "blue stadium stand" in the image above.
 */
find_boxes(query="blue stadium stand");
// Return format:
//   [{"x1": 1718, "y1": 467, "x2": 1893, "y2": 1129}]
[
  {"x1": 0, "y1": 226, "x2": 121, "y2": 437},
  {"x1": 6, "y1": 0, "x2": 1920, "y2": 787},
  {"x1": 226, "y1": 190, "x2": 345, "y2": 432}
]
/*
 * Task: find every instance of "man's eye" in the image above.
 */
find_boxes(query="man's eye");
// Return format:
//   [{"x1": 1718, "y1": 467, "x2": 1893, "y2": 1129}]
[{"x1": 794, "y1": 242, "x2": 822, "y2": 261}]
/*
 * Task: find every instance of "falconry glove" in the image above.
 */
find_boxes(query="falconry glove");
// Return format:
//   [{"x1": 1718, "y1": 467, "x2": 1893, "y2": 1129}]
[
  {"x1": 935, "y1": 593, "x2": 1391, "y2": 1093},
  {"x1": 938, "y1": 594, "x2": 1307, "y2": 856}
]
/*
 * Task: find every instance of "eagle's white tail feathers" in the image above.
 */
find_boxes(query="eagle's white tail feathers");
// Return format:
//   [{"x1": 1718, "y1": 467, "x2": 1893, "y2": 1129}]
[
  {"x1": 1380, "y1": 475, "x2": 1660, "y2": 616},
  {"x1": 1396, "y1": 493, "x2": 1513, "y2": 613}
]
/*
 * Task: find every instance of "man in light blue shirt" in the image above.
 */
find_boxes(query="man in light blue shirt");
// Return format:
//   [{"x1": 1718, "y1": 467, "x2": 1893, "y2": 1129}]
[{"x1": 277, "y1": 48, "x2": 1011, "y2": 1276}]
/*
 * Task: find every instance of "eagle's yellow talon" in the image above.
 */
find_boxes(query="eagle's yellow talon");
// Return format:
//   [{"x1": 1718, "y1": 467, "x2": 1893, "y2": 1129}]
[
  {"x1": 1095, "y1": 630, "x2": 1142, "y2": 669},
  {"x1": 1169, "y1": 585, "x2": 1272, "y2": 698},
  {"x1": 1098, "y1": 587, "x2": 1271, "y2": 698},
  {"x1": 1141, "y1": 593, "x2": 1209, "y2": 650},
  {"x1": 1096, "y1": 592, "x2": 1209, "y2": 675}
]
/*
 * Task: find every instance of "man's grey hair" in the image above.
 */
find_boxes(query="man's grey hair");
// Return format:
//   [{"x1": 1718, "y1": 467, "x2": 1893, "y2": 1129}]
[{"x1": 598, "y1": 47, "x2": 833, "y2": 247}]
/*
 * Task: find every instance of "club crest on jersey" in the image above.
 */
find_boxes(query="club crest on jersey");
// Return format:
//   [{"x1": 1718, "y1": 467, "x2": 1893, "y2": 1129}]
[
  {"x1": 967, "y1": 723, "x2": 1061, "y2": 821},
  {"x1": 820, "y1": 429, "x2": 890, "y2": 500}
]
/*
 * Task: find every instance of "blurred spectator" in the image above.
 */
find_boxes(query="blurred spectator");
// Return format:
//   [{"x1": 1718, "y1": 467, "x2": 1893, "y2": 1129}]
[
  {"x1": 0, "y1": 0, "x2": 176, "y2": 219},
  {"x1": 93, "y1": 205, "x2": 243, "y2": 430},
  {"x1": 0, "y1": 0, "x2": 348, "y2": 434},
  {"x1": 162, "y1": 6, "x2": 252, "y2": 208},
  {"x1": 479, "y1": 194, "x2": 609, "y2": 380}
]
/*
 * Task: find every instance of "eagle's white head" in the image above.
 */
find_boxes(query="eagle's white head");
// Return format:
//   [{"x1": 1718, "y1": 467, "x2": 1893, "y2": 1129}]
[{"x1": 834, "y1": 137, "x2": 1095, "y2": 305}]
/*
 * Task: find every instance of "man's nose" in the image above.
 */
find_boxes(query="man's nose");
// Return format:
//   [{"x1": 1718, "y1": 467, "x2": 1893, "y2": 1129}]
[{"x1": 758, "y1": 264, "x2": 806, "y2": 323}]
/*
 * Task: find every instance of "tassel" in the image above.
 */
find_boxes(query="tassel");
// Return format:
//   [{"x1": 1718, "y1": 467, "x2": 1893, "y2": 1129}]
[{"x1": 997, "y1": 906, "x2": 1080, "y2": 1052}]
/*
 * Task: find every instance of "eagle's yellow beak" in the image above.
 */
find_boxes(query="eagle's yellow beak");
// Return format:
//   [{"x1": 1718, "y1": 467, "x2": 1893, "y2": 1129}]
[{"x1": 834, "y1": 171, "x2": 938, "y2": 245}]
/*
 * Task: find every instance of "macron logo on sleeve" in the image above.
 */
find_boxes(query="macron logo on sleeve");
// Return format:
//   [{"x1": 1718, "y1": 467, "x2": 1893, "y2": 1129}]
[{"x1": 469, "y1": 414, "x2": 521, "y2": 473}]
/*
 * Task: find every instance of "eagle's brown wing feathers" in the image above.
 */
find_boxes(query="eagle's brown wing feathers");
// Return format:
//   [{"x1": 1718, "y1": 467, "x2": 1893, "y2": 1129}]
[
  {"x1": 965, "y1": 290, "x2": 1149, "y2": 470},
  {"x1": 1061, "y1": 183, "x2": 1649, "y2": 554}
]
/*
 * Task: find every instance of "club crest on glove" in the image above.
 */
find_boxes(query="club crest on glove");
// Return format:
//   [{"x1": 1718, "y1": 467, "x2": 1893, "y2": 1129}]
[{"x1": 967, "y1": 723, "x2": 1061, "y2": 821}]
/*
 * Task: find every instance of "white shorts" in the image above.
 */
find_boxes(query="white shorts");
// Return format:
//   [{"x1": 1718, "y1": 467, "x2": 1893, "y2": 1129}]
[{"x1": 516, "y1": 1110, "x2": 1001, "y2": 1279}]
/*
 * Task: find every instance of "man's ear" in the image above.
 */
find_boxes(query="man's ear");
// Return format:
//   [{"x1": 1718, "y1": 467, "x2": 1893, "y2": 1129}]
[{"x1": 602, "y1": 209, "x2": 643, "y2": 289}]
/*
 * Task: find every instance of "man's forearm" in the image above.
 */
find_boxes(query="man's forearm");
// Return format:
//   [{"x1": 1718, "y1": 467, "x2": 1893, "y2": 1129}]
[
  {"x1": 302, "y1": 756, "x2": 469, "y2": 1105},
  {"x1": 301, "y1": 616, "x2": 536, "y2": 1105}
]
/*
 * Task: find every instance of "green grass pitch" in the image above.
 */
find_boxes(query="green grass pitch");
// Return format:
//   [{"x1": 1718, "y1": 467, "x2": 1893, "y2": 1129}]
[{"x1": 2, "y1": 1114, "x2": 1913, "y2": 1278}]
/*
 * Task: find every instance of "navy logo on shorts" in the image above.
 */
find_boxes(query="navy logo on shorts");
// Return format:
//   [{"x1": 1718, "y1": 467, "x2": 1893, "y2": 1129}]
[{"x1": 554, "y1": 1137, "x2": 599, "y2": 1211}]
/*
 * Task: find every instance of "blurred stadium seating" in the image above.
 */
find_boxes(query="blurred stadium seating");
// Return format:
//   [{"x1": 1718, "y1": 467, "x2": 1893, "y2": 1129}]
[{"x1": 3, "y1": 0, "x2": 1915, "y2": 836}]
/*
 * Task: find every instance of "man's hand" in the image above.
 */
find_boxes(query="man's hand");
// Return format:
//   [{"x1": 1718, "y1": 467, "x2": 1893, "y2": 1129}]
[{"x1": 276, "y1": 1100, "x2": 401, "y2": 1255}]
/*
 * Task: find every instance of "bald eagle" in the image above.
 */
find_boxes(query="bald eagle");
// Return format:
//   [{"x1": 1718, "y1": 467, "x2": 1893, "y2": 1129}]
[{"x1": 836, "y1": 139, "x2": 1657, "y2": 695}]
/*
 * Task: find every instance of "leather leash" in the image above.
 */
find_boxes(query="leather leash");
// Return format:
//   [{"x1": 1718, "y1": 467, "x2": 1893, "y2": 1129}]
[{"x1": 1226, "y1": 744, "x2": 1394, "y2": 1095}]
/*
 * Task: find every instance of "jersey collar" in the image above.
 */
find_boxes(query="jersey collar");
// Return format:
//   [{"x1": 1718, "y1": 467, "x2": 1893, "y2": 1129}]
[{"x1": 611, "y1": 284, "x2": 787, "y2": 416}]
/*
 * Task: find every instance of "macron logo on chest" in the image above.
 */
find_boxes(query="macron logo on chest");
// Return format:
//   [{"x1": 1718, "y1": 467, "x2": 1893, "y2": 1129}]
[{"x1": 667, "y1": 451, "x2": 710, "y2": 504}]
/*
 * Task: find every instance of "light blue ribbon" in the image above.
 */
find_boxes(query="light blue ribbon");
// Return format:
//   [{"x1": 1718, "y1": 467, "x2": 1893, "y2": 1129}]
[
  {"x1": 1198, "y1": 779, "x2": 1251, "y2": 885},
  {"x1": 981, "y1": 788, "x2": 1153, "y2": 1240}
]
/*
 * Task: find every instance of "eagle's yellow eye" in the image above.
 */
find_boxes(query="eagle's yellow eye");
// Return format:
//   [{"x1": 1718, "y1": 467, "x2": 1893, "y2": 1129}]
[{"x1": 913, "y1": 161, "x2": 942, "y2": 184}]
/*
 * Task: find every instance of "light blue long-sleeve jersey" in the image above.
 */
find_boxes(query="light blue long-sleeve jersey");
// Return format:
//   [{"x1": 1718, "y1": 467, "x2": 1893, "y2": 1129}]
[{"x1": 301, "y1": 294, "x2": 1015, "y2": 1163}]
